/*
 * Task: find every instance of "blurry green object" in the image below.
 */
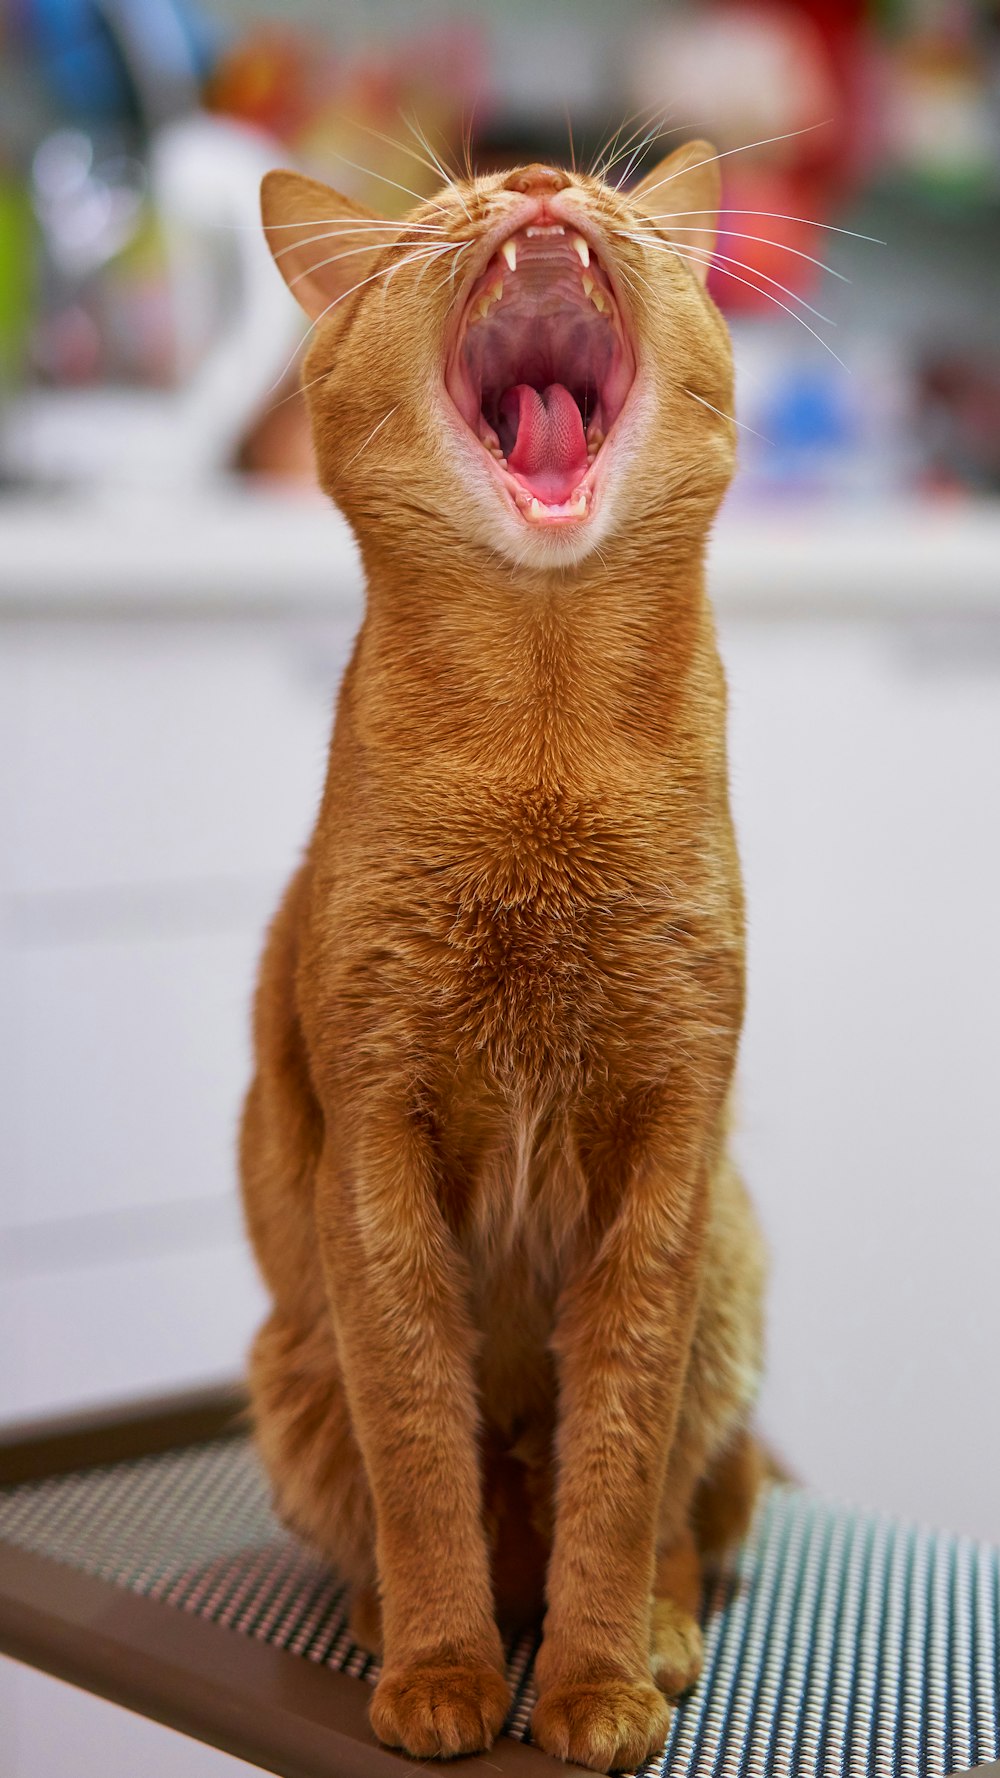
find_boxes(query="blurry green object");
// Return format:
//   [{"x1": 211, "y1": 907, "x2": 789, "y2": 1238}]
[{"x1": 0, "y1": 177, "x2": 36, "y2": 387}]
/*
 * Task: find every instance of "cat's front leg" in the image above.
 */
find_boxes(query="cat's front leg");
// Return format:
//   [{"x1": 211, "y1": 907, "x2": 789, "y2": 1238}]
[
  {"x1": 316, "y1": 1111, "x2": 510, "y2": 1759},
  {"x1": 531, "y1": 1119, "x2": 709, "y2": 1773}
]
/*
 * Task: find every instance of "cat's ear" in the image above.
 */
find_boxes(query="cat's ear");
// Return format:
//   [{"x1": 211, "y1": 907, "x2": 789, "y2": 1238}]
[
  {"x1": 260, "y1": 170, "x2": 386, "y2": 322},
  {"x1": 629, "y1": 140, "x2": 721, "y2": 285}
]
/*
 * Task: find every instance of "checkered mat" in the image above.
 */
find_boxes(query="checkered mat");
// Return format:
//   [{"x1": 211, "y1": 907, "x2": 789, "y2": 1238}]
[{"x1": 1, "y1": 1436, "x2": 997, "y2": 1777}]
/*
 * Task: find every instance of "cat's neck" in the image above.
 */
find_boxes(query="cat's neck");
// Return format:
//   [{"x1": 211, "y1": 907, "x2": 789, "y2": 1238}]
[{"x1": 350, "y1": 540, "x2": 716, "y2": 790}]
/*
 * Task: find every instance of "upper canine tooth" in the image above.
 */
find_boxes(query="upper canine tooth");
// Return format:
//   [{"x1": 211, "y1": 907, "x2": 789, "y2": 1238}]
[
  {"x1": 571, "y1": 234, "x2": 590, "y2": 268},
  {"x1": 501, "y1": 239, "x2": 517, "y2": 271}
]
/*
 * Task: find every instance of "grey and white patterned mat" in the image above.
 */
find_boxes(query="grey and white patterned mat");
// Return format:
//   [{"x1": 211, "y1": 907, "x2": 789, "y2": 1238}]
[{"x1": 1, "y1": 1437, "x2": 997, "y2": 1778}]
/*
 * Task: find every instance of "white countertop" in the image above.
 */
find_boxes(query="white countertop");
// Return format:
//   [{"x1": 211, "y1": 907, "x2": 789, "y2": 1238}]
[{"x1": 1, "y1": 483, "x2": 997, "y2": 617}]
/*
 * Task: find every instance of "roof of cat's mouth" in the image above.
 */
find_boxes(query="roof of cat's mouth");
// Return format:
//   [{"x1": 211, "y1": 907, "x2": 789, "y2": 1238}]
[{"x1": 445, "y1": 217, "x2": 635, "y2": 527}]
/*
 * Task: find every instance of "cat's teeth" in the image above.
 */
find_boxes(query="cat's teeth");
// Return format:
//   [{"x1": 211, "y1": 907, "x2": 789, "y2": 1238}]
[
  {"x1": 501, "y1": 239, "x2": 517, "y2": 271},
  {"x1": 587, "y1": 427, "x2": 604, "y2": 456},
  {"x1": 529, "y1": 498, "x2": 545, "y2": 519},
  {"x1": 571, "y1": 234, "x2": 590, "y2": 268},
  {"x1": 581, "y1": 273, "x2": 594, "y2": 298},
  {"x1": 590, "y1": 287, "x2": 608, "y2": 315},
  {"x1": 489, "y1": 278, "x2": 504, "y2": 303},
  {"x1": 568, "y1": 492, "x2": 588, "y2": 517}
]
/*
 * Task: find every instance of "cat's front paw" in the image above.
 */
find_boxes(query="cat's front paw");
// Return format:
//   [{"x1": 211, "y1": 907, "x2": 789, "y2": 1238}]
[
  {"x1": 370, "y1": 1662, "x2": 511, "y2": 1758},
  {"x1": 531, "y1": 1678, "x2": 671, "y2": 1772}
]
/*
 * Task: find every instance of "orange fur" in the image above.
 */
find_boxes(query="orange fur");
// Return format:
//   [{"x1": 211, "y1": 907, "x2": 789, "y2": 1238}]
[{"x1": 242, "y1": 144, "x2": 766, "y2": 1770}]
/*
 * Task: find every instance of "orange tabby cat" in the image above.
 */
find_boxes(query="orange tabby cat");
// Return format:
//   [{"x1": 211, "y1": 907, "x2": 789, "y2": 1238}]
[{"x1": 241, "y1": 143, "x2": 766, "y2": 1771}]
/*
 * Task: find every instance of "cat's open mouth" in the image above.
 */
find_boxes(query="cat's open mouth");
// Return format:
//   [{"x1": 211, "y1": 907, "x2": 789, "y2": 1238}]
[{"x1": 445, "y1": 221, "x2": 635, "y2": 527}]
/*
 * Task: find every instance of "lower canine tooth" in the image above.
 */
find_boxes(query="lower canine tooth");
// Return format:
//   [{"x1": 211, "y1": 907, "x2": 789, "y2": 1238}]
[{"x1": 529, "y1": 498, "x2": 545, "y2": 519}]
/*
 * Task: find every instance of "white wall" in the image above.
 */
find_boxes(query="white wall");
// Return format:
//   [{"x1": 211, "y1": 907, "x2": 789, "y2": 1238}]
[{"x1": 722, "y1": 614, "x2": 1000, "y2": 1541}]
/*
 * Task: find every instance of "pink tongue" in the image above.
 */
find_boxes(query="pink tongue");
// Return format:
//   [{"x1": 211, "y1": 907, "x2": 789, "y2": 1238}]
[{"x1": 500, "y1": 383, "x2": 588, "y2": 504}]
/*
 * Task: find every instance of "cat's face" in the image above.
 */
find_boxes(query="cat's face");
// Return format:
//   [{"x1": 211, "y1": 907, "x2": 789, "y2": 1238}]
[{"x1": 263, "y1": 145, "x2": 734, "y2": 574}]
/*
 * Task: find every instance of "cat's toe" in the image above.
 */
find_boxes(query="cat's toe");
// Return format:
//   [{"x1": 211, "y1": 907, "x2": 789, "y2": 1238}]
[
  {"x1": 370, "y1": 1662, "x2": 511, "y2": 1759},
  {"x1": 650, "y1": 1599, "x2": 704, "y2": 1695},
  {"x1": 531, "y1": 1678, "x2": 671, "y2": 1772}
]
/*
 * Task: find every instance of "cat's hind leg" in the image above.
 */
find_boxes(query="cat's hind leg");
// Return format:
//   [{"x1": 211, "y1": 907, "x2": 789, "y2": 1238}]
[
  {"x1": 650, "y1": 1529, "x2": 704, "y2": 1696},
  {"x1": 248, "y1": 1308, "x2": 376, "y2": 1598}
]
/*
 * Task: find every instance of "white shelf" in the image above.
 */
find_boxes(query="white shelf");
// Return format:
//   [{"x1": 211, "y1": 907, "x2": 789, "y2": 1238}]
[{"x1": 1, "y1": 483, "x2": 997, "y2": 617}]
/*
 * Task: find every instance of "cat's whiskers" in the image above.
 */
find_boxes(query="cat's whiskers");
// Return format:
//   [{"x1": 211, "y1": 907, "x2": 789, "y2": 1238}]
[
  {"x1": 266, "y1": 218, "x2": 449, "y2": 236},
  {"x1": 669, "y1": 240, "x2": 836, "y2": 325},
  {"x1": 340, "y1": 403, "x2": 402, "y2": 473},
  {"x1": 681, "y1": 387, "x2": 772, "y2": 445},
  {"x1": 612, "y1": 118, "x2": 682, "y2": 191},
  {"x1": 589, "y1": 102, "x2": 675, "y2": 182},
  {"x1": 320, "y1": 148, "x2": 452, "y2": 216},
  {"x1": 353, "y1": 116, "x2": 472, "y2": 222},
  {"x1": 633, "y1": 120, "x2": 832, "y2": 208},
  {"x1": 403, "y1": 113, "x2": 471, "y2": 218},
  {"x1": 639, "y1": 207, "x2": 885, "y2": 245},
  {"x1": 616, "y1": 229, "x2": 847, "y2": 365},
  {"x1": 289, "y1": 237, "x2": 454, "y2": 289},
  {"x1": 269, "y1": 241, "x2": 470, "y2": 394},
  {"x1": 624, "y1": 224, "x2": 848, "y2": 283},
  {"x1": 563, "y1": 103, "x2": 577, "y2": 176}
]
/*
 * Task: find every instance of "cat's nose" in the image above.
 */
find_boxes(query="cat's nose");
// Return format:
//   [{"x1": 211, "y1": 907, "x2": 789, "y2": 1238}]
[{"x1": 506, "y1": 165, "x2": 571, "y2": 195}]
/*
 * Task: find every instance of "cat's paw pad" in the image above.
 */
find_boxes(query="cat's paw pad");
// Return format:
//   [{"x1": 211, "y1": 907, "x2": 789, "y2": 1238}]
[
  {"x1": 650, "y1": 1599, "x2": 704, "y2": 1695},
  {"x1": 370, "y1": 1663, "x2": 511, "y2": 1759},
  {"x1": 531, "y1": 1678, "x2": 671, "y2": 1772}
]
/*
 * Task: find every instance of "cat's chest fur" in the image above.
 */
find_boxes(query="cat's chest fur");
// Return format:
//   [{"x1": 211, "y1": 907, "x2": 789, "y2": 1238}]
[{"x1": 414, "y1": 778, "x2": 692, "y2": 1093}]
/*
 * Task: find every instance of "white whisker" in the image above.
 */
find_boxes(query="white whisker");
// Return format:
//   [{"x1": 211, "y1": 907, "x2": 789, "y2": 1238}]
[
  {"x1": 266, "y1": 218, "x2": 448, "y2": 240},
  {"x1": 341, "y1": 403, "x2": 401, "y2": 472},
  {"x1": 288, "y1": 239, "x2": 447, "y2": 288},
  {"x1": 619, "y1": 230, "x2": 847, "y2": 364},
  {"x1": 629, "y1": 235, "x2": 836, "y2": 324},
  {"x1": 268, "y1": 242, "x2": 467, "y2": 393},
  {"x1": 682, "y1": 387, "x2": 771, "y2": 444},
  {"x1": 592, "y1": 102, "x2": 676, "y2": 181},
  {"x1": 403, "y1": 112, "x2": 472, "y2": 219},
  {"x1": 639, "y1": 208, "x2": 885, "y2": 245},
  {"x1": 622, "y1": 224, "x2": 848, "y2": 283},
  {"x1": 613, "y1": 119, "x2": 682, "y2": 190},
  {"x1": 634, "y1": 121, "x2": 833, "y2": 206},
  {"x1": 322, "y1": 149, "x2": 451, "y2": 215}
]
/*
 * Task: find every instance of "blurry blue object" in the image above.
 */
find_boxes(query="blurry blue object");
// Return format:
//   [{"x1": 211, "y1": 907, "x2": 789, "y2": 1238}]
[
  {"x1": 763, "y1": 367, "x2": 855, "y2": 452},
  {"x1": 25, "y1": 0, "x2": 217, "y2": 125}
]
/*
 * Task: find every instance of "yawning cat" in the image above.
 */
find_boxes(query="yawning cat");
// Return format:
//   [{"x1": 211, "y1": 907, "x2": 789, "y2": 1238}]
[{"x1": 241, "y1": 140, "x2": 766, "y2": 1771}]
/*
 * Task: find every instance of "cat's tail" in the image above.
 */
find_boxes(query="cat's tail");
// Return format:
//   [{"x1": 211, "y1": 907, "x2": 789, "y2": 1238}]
[{"x1": 691, "y1": 1429, "x2": 792, "y2": 1556}]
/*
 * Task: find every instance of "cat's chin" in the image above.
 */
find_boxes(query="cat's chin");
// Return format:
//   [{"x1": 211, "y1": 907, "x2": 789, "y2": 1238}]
[{"x1": 443, "y1": 204, "x2": 637, "y2": 561}]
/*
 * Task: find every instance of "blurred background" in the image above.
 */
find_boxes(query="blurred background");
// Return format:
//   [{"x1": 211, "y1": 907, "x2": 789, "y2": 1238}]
[{"x1": 1, "y1": 5, "x2": 999, "y2": 1761}]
